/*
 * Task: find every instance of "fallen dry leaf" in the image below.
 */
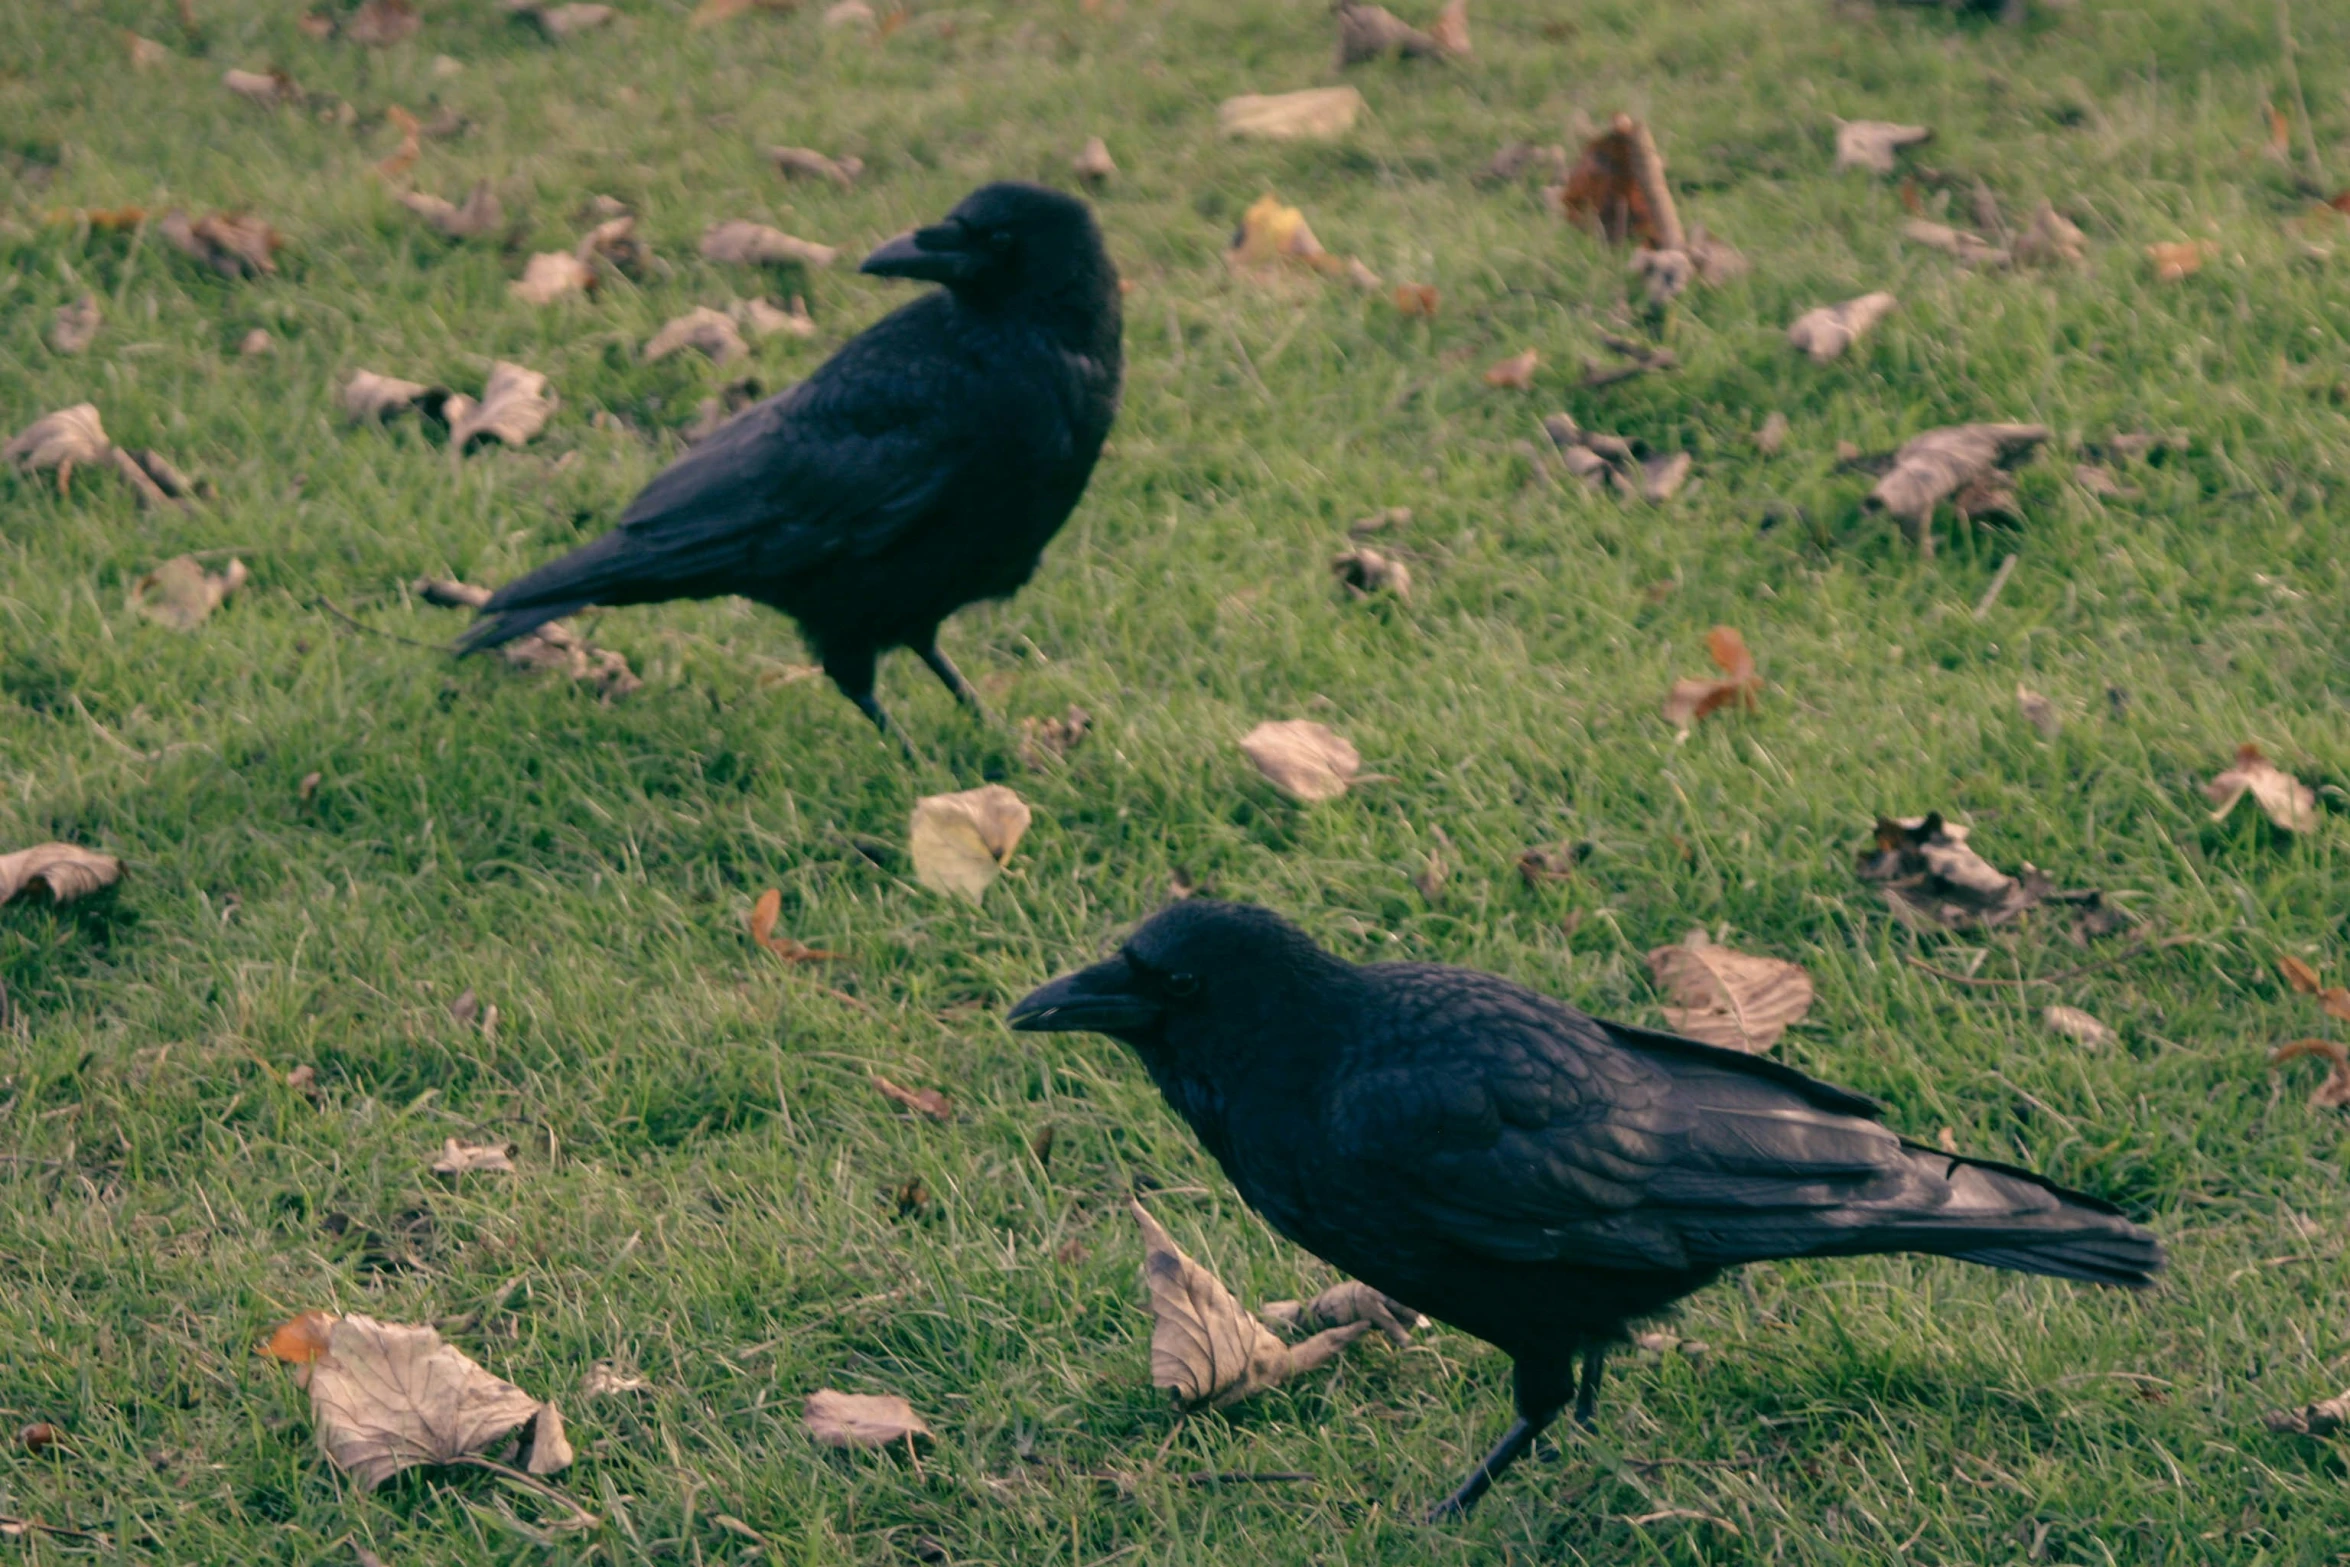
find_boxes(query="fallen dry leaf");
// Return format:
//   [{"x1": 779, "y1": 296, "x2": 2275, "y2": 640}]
[
  {"x1": 47, "y1": 295, "x2": 100, "y2": 355},
  {"x1": 0, "y1": 844, "x2": 123, "y2": 905},
  {"x1": 511, "y1": 251, "x2": 594, "y2": 304},
  {"x1": 2266, "y1": 1383, "x2": 2350, "y2": 1436},
  {"x1": 644, "y1": 306, "x2": 747, "y2": 364},
  {"x1": 2015, "y1": 684, "x2": 2061, "y2": 738},
  {"x1": 1835, "y1": 120, "x2": 1932, "y2": 175},
  {"x1": 1555, "y1": 114, "x2": 1681, "y2": 249},
  {"x1": 2147, "y1": 239, "x2": 2214, "y2": 282},
  {"x1": 266, "y1": 1312, "x2": 569, "y2": 1488},
  {"x1": 2044, "y1": 1004, "x2": 2115, "y2": 1050},
  {"x1": 1756, "y1": 410, "x2": 1790, "y2": 455},
  {"x1": 1241, "y1": 719, "x2": 1363, "y2": 804},
  {"x1": 908, "y1": 784, "x2": 1032, "y2": 902},
  {"x1": 347, "y1": 0, "x2": 421, "y2": 43},
  {"x1": 1518, "y1": 841, "x2": 1586, "y2": 886},
  {"x1": 1331, "y1": 546, "x2": 1411, "y2": 601},
  {"x1": 1428, "y1": 0, "x2": 1468, "y2": 53},
  {"x1": 803, "y1": 1390, "x2": 930, "y2": 1449},
  {"x1": 1072, "y1": 136, "x2": 1116, "y2": 185},
  {"x1": 747, "y1": 887, "x2": 840, "y2": 962},
  {"x1": 1016, "y1": 705, "x2": 1092, "y2": 768},
  {"x1": 342, "y1": 370, "x2": 447, "y2": 421},
  {"x1": 503, "y1": 0, "x2": 615, "y2": 36},
  {"x1": 873, "y1": 1074, "x2": 952, "y2": 1121},
  {"x1": 1216, "y1": 87, "x2": 1365, "y2": 142},
  {"x1": 2014, "y1": 200, "x2": 2086, "y2": 266},
  {"x1": 1131, "y1": 1202, "x2": 1373, "y2": 1410},
  {"x1": 159, "y1": 210, "x2": 280, "y2": 277},
  {"x1": 430, "y1": 1138, "x2": 517, "y2": 1175},
  {"x1": 1787, "y1": 292, "x2": 1897, "y2": 364},
  {"x1": 447, "y1": 361, "x2": 555, "y2": 449},
  {"x1": 2206, "y1": 744, "x2": 2316, "y2": 832},
  {"x1": 127, "y1": 31, "x2": 172, "y2": 66},
  {"x1": 1334, "y1": 0, "x2": 1457, "y2": 65},
  {"x1": 821, "y1": 0, "x2": 873, "y2": 26},
  {"x1": 131, "y1": 556, "x2": 248, "y2": 631},
  {"x1": 4, "y1": 405, "x2": 111, "y2": 474},
  {"x1": 734, "y1": 296, "x2": 815, "y2": 339},
  {"x1": 767, "y1": 146, "x2": 862, "y2": 185},
  {"x1": 1866, "y1": 423, "x2": 2050, "y2": 554},
  {"x1": 580, "y1": 1363, "x2": 651, "y2": 1398},
  {"x1": 1646, "y1": 929, "x2": 1812, "y2": 1051},
  {"x1": 1225, "y1": 193, "x2": 1351, "y2": 281},
  {"x1": 700, "y1": 221, "x2": 838, "y2": 269},
  {"x1": 398, "y1": 180, "x2": 503, "y2": 239},
  {"x1": 1662, "y1": 626, "x2": 1761, "y2": 733},
  {"x1": 575, "y1": 215, "x2": 656, "y2": 280},
  {"x1": 239, "y1": 328, "x2": 273, "y2": 356},
  {"x1": 2272, "y1": 1038, "x2": 2350, "y2": 1110},
  {"x1": 1482, "y1": 348, "x2": 1539, "y2": 390},
  {"x1": 1856, "y1": 814, "x2": 2070, "y2": 932},
  {"x1": 1391, "y1": 282, "x2": 1439, "y2": 316},
  {"x1": 1902, "y1": 219, "x2": 2008, "y2": 267},
  {"x1": 417, "y1": 578, "x2": 643, "y2": 699},
  {"x1": 376, "y1": 105, "x2": 421, "y2": 178},
  {"x1": 223, "y1": 67, "x2": 297, "y2": 105},
  {"x1": 1260, "y1": 1280, "x2": 1425, "y2": 1348}
]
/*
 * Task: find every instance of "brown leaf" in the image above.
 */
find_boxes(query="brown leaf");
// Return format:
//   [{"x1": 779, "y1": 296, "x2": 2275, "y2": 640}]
[
  {"x1": 1330, "y1": 546, "x2": 1411, "y2": 600},
  {"x1": 416, "y1": 577, "x2": 643, "y2": 699},
  {"x1": 238, "y1": 328, "x2": 273, "y2": 356},
  {"x1": 2206, "y1": 744, "x2": 2316, "y2": 832},
  {"x1": 348, "y1": 0, "x2": 421, "y2": 43},
  {"x1": 1071, "y1": 137, "x2": 1116, "y2": 185},
  {"x1": 644, "y1": 306, "x2": 747, "y2": 365},
  {"x1": 1131, "y1": 1202, "x2": 1372, "y2": 1409},
  {"x1": 1391, "y1": 282, "x2": 1439, "y2": 316},
  {"x1": 821, "y1": 0, "x2": 874, "y2": 27},
  {"x1": 1787, "y1": 292, "x2": 1896, "y2": 363},
  {"x1": 734, "y1": 296, "x2": 815, "y2": 339},
  {"x1": 1637, "y1": 450, "x2": 1693, "y2": 502},
  {"x1": 2015, "y1": 684, "x2": 2061, "y2": 738},
  {"x1": 1333, "y1": 0, "x2": 1453, "y2": 65},
  {"x1": 130, "y1": 556, "x2": 248, "y2": 631},
  {"x1": 802, "y1": 1390, "x2": 931, "y2": 1448},
  {"x1": 699, "y1": 221, "x2": 838, "y2": 269},
  {"x1": 222, "y1": 67, "x2": 298, "y2": 105},
  {"x1": 2146, "y1": 239, "x2": 2214, "y2": 282},
  {"x1": 909, "y1": 784, "x2": 1032, "y2": 901},
  {"x1": 1865, "y1": 423, "x2": 2051, "y2": 553},
  {"x1": 1646, "y1": 930, "x2": 1813, "y2": 1051},
  {"x1": 1259, "y1": 1280, "x2": 1425, "y2": 1348},
  {"x1": 398, "y1": 180, "x2": 504, "y2": 239},
  {"x1": 341, "y1": 370, "x2": 446, "y2": 421},
  {"x1": 691, "y1": 0, "x2": 799, "y2": 26},
  {"x1": 2265, "y1": 1384, "x2": 2350, "y2": 1436},
  {"x1": 298, "y1": 11, "x2": 337, "y2": 37},
  {"x1": 1835, "y1": 120, "x2": 1932, "y2": 175},
  {"x1": 0, "y1": 844, "x2": 124, "y2": 905},
  {"x1": 1662, "y1": 626, "x2": 1761, "y2": 732},
  {"x1": 260, "y1": 1310, "x2": 338, "y2": 1367},
  {"x1": 1240, "y1": 719, "x2": 1362, "y2": 804},
  {"x1": 2263, "y1": 101, "x2": 2291, "y2": 162},
  {"x1": 511, "y1": 251, "x2": 595, "y2": 304},
  {"x1": 4, "y1": 404, "x2": 111, "y2": 472},
  {"x1": 1901, "y1": 220, "x2": 2008, "y2": 267},
  {"x1": 747, "y1": 887, "x2": 841, "y2": 961},
  {"x1": 872, "y1": 1075, "x2": 952, "y2": 1121},
  {"x1": 2044, "y1": 1004, "x2": 2115, "y2": 1050},
  {"x1": 2280, "y1": 955, "x2": 2324, "y2": 995},
  {"x1": 1483, "y1": 348, "x2": 1538, "y2": 389},
  {"x1": 2272, "y1": 1038, "x2": 2350, "y2": 1110},
  {"x1": 1216, "y1": 87, "x2": 1365, "y2": 141},
  {"x1": 159, "y1": 210, "x2": 281, "y2": 277},
  {"x1": 1854, "y1": 814, "x2": 2056, "y2": 931},
  {"x1": 447, "y1": 361, "x2": 555, "y2": 449},
  {"x1": 1412, "y1": 826, "x2": 1450, "y2": 903},
  {"x1": 1016, "y1": 706, "x2": 1092, "y2": 768},
  {"x1": 1555, "y1": 115, "x2": 1680, "y2": 248},
  {"x1": 1756, "y1": 411, "x2": 1790, "y2": 455},
  {"x1": 575, "y1": 215, "x2": 656, "y2": 279},
  {"x1": 127, "y1": 31, "x2": 173, "y2": 66},
  {"x1": 46, "y1": 294, "x2": 100, "y2": 356},
  {"x1": 767, "y1": 145, "x2": 862, "y2": 185},
  {"x1": 430, "y1": 1138, "x2": 517, "y2": 1174},
  {"x1": 275, "y1": 1313, "x2": 564, "y2": 1488},
  {"x1": 374, "y1": 105, "x2": 422, "y2": 178},
  {"x1": 1427, "y1": 0, "x2": 1469, "y2": 55},
  {"x1": 1517, "y1": 841, "x2": 1586, "y2": 886},
  {"x1": 1349, "y1": 505, "x2": 1412, "y2": 537},
  {"x1": 503, "y1": 0, "x2": 615, "y2": 37},
  {"x1": 2014, "y1": 200, "x2": 2086, "y2": 266}
]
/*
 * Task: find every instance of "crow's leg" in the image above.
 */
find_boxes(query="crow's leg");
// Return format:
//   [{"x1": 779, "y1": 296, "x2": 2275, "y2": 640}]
[
  {"x1": 1573, "y1": 1343, "x2": 1605, "y2": 1429},
  {"x1": 914, "y1": 638, "x2": 987, "y2": 721},
  {"x1": 824, "y1": 647, "x2": 915, "y2": 759},
  {"x1": 1426, "y1": 1357, "x2": 1575, "y2": 1522}
]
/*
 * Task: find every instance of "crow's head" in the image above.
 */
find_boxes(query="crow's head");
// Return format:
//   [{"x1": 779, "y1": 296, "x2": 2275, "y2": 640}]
[
  {"x1": 860, "y1": 181, "x2": 1116, "y2": 312},
  {"x1": 1007, "y1": 900, "x2": 1335, "y2": 1043}
]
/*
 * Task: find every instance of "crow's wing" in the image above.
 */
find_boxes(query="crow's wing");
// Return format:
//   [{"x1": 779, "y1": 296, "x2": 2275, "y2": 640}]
[{"x1": 1327, "y1": 968, "x2": 1915, "y2": 1273}]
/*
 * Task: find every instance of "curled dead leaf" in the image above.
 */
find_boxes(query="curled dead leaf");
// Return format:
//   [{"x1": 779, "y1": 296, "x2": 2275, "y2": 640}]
[
  {"x1": 2014, "y1": 200, "x2": 2086, "y2": 266},
  {"x1": 398, "y1": 180, "x2": 503, "y2": 239},
  {"x1": 747, "y1": 887, "x2": 840, "y2": 961},
  {"x1": 1072, "y1": 137, "x2": 1116, "y2": 185},
  {"x1": 2206, "y1": 745, "x2": 2315, "y2": 832},
  {"x1": 347, "y1": 0, "x2": 421, "y2": 44},
  {"x1": 2266, "y1": 1384, "x2": 2350, "y2": 1436},
  {"x1": 131, "y1": 556, "x2": 248, "y2": 630},
  {"x1": 1855, "y1": 814, "x2": 2060, "y2": 931},
  {"x1": 127, "y1": 31, "x2": 172, "y2": 66},
  {"x1": 1331, "y1": 546, "x2": 1411, "y2": 601},
  {"x1": 645, "y1": 306, "x2": 747, "y2": 364},
  {"x1": 1835, "y1": 120, "x2": 1932, "y2": 174},
  {"x1": 1131, "y1": 1202, "x2": 1372, "y2": 1409},
  {"x1": 1556, "y1": 114, "x2": 1681, "y2": 249},
  {"x1": 873, "y1": 1075, "x2": 952, "y2": 1121},
  {"x1": 4, "y1": 404, "x2": 111, "y2": 472},
  {"x1": 1334, "y1": 0, "x2": 1457, "y2": 66},
  {"x1": 1756, "y1": 411, "x2": 1790, "y2": 455},
  {"x1": 2147, "y1": 240, "x2": 2214, "y2": 282},
  {"x1": 0, "y1": 844, "x2": 124, "y2": 905},
  {"x1": 767, "y1": 146, "x2": 863, "y2": 186},
  {"x1": 1241, "y1": 719, "x2": 1363, "y2": 804},
  {"x1": 1787, "y1": 292, "x2": 1896, "y2": 363},
  {"x1": 1483, "y1": 348, "x2": 1538, "y2": 390},
  {"x1": 575, "y1": 215, "x2": 656, "y2": 279},
  {"x1": 376, "y1": 105, "x2": 421, "y2": 178},
  {"x1": 1216, "y1": 87, "x2": 1364, "y2": 142},
  {"x1": 1518, "y1": 841, "x2": 1586, "y2": 886},
  {"x1": 2280, "y1": 955, "x2": 2325, "y2": 996},
  {"x1": 700, "y1": 221, "x2": 838, "y2": 269},
  {"x1": 223, "y1": 67, "x2": 297, "y2": 105},
  {"x1": 803, "y1": 1390, "x2": 931, "y2": 1448},
  {"x1": 2015, "y1": 684, "x2": 2061, "y2": 738},
  {"x1": 580, "y1": 1363, "x2": 651, "y2": 1398},
  {"x1": 734, "y1": 296, "x2": 815, "y2": 339},
  {"x1": 511, "y1": 251, "x2": 595, "y2": 304},
  {"x1": 159, "y1": 210, "x2": 281, "y2": 277},
  {"x1": 503, "y1": 0, "x2": 615, "y2": 37},
  {"x1": 1866, "y1": 423, "x2": 2050, "y2": 554},
  {"x1": 1260, "y1": 1280, "x2": 1425, "y2": 1348},
  {"x1": 448, "y1": 361, "x2": 555, "y2": 449},
  {"x1": 1646, "y1": 930, "x2": 1812, "y2": 1051},
  {"x1": 1391, "y1": 282, "x2": 1439, "y2": 316},
  {"x1": 1902, "y1": 220, "x2": 2009, "y2": 267},
  {"x1": 47, "y1": 295, "x2": 100, "y2": 355},
  {"x1": 430, "y1": 1138, "x2": 517, "y2": 1174},
  {"x1": 909, "y1": 784, "x2": 1032, "y2": 901},
  {"x1": 342, "y1": 370, "x2": 447, "y2": 421},
  {"x1": 1662, "y1": 626, "x2": 1760, "y2": 733},
  {"x1": 2272, "y1": 1038, "x2": 2350, "y2": 1110},
  {"x1": 2044, "y1": 1004, "x2": 2115, "y2": 1050},
  {"x1": 1225, "y1": 194, "x2": 1350, "y2": 281}
]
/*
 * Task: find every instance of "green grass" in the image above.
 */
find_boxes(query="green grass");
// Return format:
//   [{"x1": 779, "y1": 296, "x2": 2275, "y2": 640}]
[{"x1": 6, "y1": 0, "x2": 2350, "y2": 1558}]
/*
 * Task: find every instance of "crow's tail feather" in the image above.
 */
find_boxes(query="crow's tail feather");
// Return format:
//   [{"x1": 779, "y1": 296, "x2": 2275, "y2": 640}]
[
  {"x1": 454, "y1": 531, "x2": 636, "y2": 654},
  {"x1": 1883, "y1": 1146, "x2": 2162, "y2": 1288}
]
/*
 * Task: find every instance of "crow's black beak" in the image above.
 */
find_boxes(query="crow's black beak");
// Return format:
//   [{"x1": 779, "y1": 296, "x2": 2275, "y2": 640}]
[
  {"x1": 1007, "y1": 958, "x2": 1162, "y2": 1034},
  {"x1": 860, "y1": 222, "x2": 985, "y2": 284}
]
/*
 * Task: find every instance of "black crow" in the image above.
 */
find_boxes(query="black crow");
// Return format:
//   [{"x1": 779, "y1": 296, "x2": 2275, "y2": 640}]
[
  {"x1": 1009, "y1": 900, "x2": 2161, "y2": 1519},
  {"x1": 457, "y1": 181, "x2": 1123, "y2": 740}
]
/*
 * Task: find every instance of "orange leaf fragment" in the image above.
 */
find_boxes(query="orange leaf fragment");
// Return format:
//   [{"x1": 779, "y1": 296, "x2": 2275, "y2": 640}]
[
  {"x1": 1557, "y1": 121, "x2": 1657, "y2": 245},
  {"x1": 1391, "y1": 283, "x2": 1439, "y2": 317},
  {"x1": 873, "y1": 1074, "x2": 951, "y2": 1121},
  {"x1": 1483, "y1": 348, "x2": 1537, "y2": 389},
  {"x1": 747, "y1": 887, "x2": 840, "y2": 962},
  {"x1": 1661, "y1": 627, "x2": 1761, "y2": 732},
  {"x1": 2273, "y1": 1038, "x2": 2350, "y2": 1109},
  {"x1": 2281, "y1": 956, "x2": 2323, "y2": 995},
  {"x1": 376, "y1": 105, "x2": 420, "y2": 179},
  {"x1": 261, "y1": 1310, "x2": 340, "y2": 1366},
  {"x1": 2146, "y1": 240, "x2": 2213, "y2": 282}
]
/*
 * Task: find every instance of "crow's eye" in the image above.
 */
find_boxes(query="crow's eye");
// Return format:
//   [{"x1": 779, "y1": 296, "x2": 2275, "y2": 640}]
[
  {"x1": 987, "y1": 227, "x2": 1015, "y2": 250},
  {"x1": 1164, "y1": 972, "x2": 1201, "y2": 999}
]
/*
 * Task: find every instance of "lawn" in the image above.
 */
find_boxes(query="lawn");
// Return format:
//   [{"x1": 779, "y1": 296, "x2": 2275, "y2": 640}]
[{"x1": 6, "y1": 0, "x2": 2350, "y2": 1558}]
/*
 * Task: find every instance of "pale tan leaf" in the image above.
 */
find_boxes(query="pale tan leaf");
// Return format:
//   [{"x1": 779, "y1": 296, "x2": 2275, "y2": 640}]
[
  {"x1": 1216, "y1": 87, "x2": 1365, "y2": 141},
  {"x1": 158, "y1": 210, "x2": 281, "y2": 277},
  {"x1": 302, "y1": 1314, "x2": 553, "y2": 1489},
  {"x1": 430, "y1": 1138, "x2": 516, "y2": 1175},
  {"x1": 574, "y1": 215, "x2": 656, "y2": 278},
  {"x1": 2266, "y1": 1384, "x2": 2350, "y2": 1436},
  {"x1": 448, "y1": 362, "x2": 554, "y2": 449},
  {"x1": 239, "y1": 328, "x2": 274, "y2": 356},
  {"x1": 2043, "y1": 1004, "x2": 2115, "y2": 1050},
  {"x1": 733, "y1": 296, "x2": 815, "y2": 338},
  {"x1": 1756, "y1": 412, "x2": 1789, "y2": 454},
  {"x1": 1646, "y1": 931, "x2": 1813, "y2": 1051},
  {"x1": 0, "y1": 844, "x2": 124, "y2": 905},
  {"x1": 1901, "y1": 220, "x2": 2009, "y2": 267},
  {"x1": 2272, "y1": 1038, "x2": 2350, "y2": 1110},
  {"x1": 699, "y1": 221, "x2": 838, "y2": 269},
  {"x1": 1483, "y1": 348, "x2": 1538, "y2": 389},
  {"x1": 1865, "y1": 424, "x2": 2050, "y2": 553},
  {"x1": 766, "y1": 146, "x2": 862, "y2": 185},
  {"x1": 223, "y1": 67, "x2": 295, "y2": 105},
  {"x1": 1835, "y1": 119, "x2": 1932, "y2": 174},
  {"x1": 1334, "y1": 1, "x2": 1447, "y2": 65},
  {"x1": 580, "y1": 1363, "x2": 651, "y2": 1398},
  {"x1": 130, "y1": 556, "x2": 248, "y2": 631},
  {"x1": 127, "y1": 31, "x2": 172, "y2": 66},
  {"x1": 4, "y1": 404, "x2": 111, "y2": 471},
  {"x1": 821, "y1": 0, "x2": 874, "y2": 26},
  {"x1": 909, "y1": 784, "x2": 1032, "y2": 901},
  {"x1": 2280, "y1": 955, "x2": 2324, "y2": 995},
  {"x1": 347, "y1": 0, "x2": 420, "y2": 43},
  {"x1": 1330, "y1": 546, "x2": 1411, "y2": 600},
  {"x1": 2206, "y1": 744, "x2": 2316, "y2": 832},
  {"x1": 1639, "y1": 451, "x2": 1692, "y2": 502},
  {"x1": 398, "y1": 180, "x2": 504, "y2": 239},
  {"x1": 1854, "y1": 814, "x2": 2057, "y2": 931},
  {"x1": 47, "y1": 295, "x2": 100, "y2": 355},
  {"x1": 2014, "y1": 200, "x2": 2086, "y2": 266},
  {"x1": 1240, "y1": 719, "x2": 1361, "y2": 803},
  {"x1": 2015, "y1": 685, "x2": 2060, "y2": 738},
  {"x1": 1427, "y1": 0, "x2": 1469, "y2": 54},
  {"x1": 1072, "y1": 136, "x2": 1116, "y2": 184},
  {"x1": 872, "y1": 1074, "x2": 952, "y2": 1120},
  {"x1": 644, "y1": 306, "x2": 747, "y2": 364},
  {"x1": 510, "y1": 251, "x2": 594, "y2": 304},
  {"x1": 2147, "y1": 240, "x2": 2214, "y2": 282},
  {"x1": 1661, "y1": 626, "x2": 1761, "y2": 732},
  {"x1": 1786, "y1": 292, "x2": 1896, "y2": 363},
  {"x1": 1130, "y1": 1202, "x2": 1370, "y2": 1409},
  {"x1": 341, "y1": 370, "x2": 441, "y2": 421},
  {"x1": 803, "y1": 1389, "x2": 931, "y2": 1448},
  {"x1": 1259, "y1": 1280, "x2": 1425, "y2": 1348},
  {"x1": 503, "y1": 0, "x2": 614, "y2": 36},
  {"x1": 523, "y1": 1403, "x2": 572, "y2": 1476}
]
